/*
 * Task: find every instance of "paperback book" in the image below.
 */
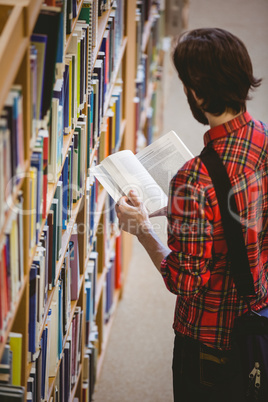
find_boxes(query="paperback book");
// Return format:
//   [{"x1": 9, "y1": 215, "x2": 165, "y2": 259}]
[{"x1": 91, "y1": 130, "x2": 193, "y2": 214}]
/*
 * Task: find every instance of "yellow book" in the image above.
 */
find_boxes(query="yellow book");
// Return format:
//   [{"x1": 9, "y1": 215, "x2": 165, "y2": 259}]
[
  {"x1": 9, "y1": 332, "x2": 22, "y2": 385},
  {"x1": 77, "y1": 40, "x2": 81, "y2": 117},
  {"x1": 68, "y1": 58, "x2": 72, "y2": 130}
]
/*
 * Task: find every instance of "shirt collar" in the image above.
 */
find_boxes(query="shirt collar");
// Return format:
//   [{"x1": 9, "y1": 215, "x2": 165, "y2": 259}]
[{"x1": 203, "y1": 111, "x2": 252, "y2": 146}]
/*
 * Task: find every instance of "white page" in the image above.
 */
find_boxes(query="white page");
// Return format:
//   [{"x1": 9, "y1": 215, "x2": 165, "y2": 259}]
[
  {"x1": 92, "y1": 150, "x2": 167, "y2": 213},
  {"x1": 136, "y1": 130, "x2": 194, "y2": 195}
]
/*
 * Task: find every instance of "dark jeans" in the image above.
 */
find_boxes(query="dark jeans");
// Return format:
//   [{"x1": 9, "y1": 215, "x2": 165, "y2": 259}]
[{"x1": 172, "y1": 332, "x2": 245, "y2": 402}]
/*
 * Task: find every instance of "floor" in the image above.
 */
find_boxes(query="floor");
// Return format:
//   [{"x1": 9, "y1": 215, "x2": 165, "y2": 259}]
[{"x1": 93, "y1": 1, "x2": 268, "y2": 401}]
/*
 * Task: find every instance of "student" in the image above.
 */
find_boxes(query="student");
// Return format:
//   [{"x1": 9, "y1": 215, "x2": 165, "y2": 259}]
[{"x1": 115, "y1": 28, "x2": 268, "y2": 401}]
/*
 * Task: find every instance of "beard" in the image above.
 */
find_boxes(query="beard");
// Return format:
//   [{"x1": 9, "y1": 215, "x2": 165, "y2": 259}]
[{"x1": 186, "y1": 89, "x2": 209, "y2": 125}]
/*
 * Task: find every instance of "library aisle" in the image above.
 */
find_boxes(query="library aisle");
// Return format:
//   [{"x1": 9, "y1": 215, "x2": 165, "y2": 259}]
[{"x1": 93, "y1": 0, "x2": 268, "y2": 401}]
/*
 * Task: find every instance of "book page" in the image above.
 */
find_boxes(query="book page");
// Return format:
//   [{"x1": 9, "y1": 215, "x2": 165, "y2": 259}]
[
  {"x1": 136, "y1": 130, "x2": 194, "y2": 195},
  {"x1": 92, "y1": 150, "x2": 167, "y2": 214}
]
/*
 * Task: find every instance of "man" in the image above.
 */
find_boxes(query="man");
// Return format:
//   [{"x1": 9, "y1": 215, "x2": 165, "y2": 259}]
[{"x1": 116, "y1": 28, "x2": 268, "y2": 401}]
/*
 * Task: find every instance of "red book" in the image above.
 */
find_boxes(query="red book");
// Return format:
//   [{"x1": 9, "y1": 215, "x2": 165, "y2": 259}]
[
  {"x1": 2, "y1": 245, "x2": 9, "y2": 320},
  {"x1": 115, "y1": 235, "x2": 122, "y2": 289}
]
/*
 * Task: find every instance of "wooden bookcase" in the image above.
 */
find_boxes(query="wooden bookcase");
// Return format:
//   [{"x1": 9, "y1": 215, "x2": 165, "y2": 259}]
[{"x1": 0, "y1": 0, "x2": 165, "y2": 400}]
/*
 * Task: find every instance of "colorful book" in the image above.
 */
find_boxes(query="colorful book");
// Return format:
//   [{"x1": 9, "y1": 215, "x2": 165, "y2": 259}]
[{"x1": 9, "y1": 332, "x2": 22, "y2": 386}]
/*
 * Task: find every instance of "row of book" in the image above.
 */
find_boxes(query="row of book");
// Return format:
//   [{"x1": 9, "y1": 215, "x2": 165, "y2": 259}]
[
  {"x1": 0, "y1": 195, "x2": 24, "y2": 342},
  {"x1": 26, "y1": 303, "x2": 83, "y2": 402},
  {"x1": 98, "y1": 81, "x2": 123, "y2": 161},
  {"x1": 134, "y1": 0, "x2": 164, "y2": 148},
  {"x1": 0, "y1": 86, "x2": 25, "y2": 231},
  {"x1": 0, "y1": 331, "x2": 25, "y2": 400},
  {"x1": 82, "y1": 327, "x2": 99, "y2": 402},
  {"x1": 28, "y1": 222, "x2": 81, "y2": 362}
]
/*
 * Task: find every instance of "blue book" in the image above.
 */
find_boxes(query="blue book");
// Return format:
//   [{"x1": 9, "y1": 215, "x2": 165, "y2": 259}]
[
  {"x1": 56, "y1": 9, "x2": 64, "y2": 66},
  {"x1": 31, "y1": 150, "x2": 43, "y2": 241},
  {"x1": 29, "y1": 265, "x2": 37, "y2": 356},
  {"x1": 61, "y1": 155, "x2": 69, "y2": 230},
  {"x1": 41, "y1": 328, "x2": 47, "y2": 399},
  {"x1": 58, "y1": 282, "x2": 63, "y2": 359},
  {"x1": 63, "y1": 64, "x2": 70, "y2": 134},
  {"x1": 93, "y1": 59, "x2": 104, "y2": 124}
]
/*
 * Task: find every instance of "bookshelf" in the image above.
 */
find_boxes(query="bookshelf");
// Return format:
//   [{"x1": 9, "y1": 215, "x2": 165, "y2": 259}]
[{"x1": 0, "y1": 0, "x2": 166, "y2": 401}]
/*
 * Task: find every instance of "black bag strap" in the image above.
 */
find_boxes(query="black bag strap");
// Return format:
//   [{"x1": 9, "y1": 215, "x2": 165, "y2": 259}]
[{"x1": 199, "y1": 143, "x2": 256, "y2": 298}]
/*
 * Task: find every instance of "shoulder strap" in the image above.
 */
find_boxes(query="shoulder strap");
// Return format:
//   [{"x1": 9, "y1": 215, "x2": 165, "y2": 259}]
[{"x1": 199, "y1": 144, "x2": 255, "y2": 297}]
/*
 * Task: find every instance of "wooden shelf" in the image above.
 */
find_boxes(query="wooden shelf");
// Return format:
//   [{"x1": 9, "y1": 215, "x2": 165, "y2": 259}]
[
  {"x1": 0, "y1": 275, "x2": 27, "y2": 358},
  {"x1": 0, "y1": 158, "x2": 30, "y2": 242},
  {"x1": 103, "y1": 37, "x2": 127, "y2": 116},
  {"x1": 37, "y1": 197, "x2": 83, "y2": 341},
  {"x1": 92, "y1": 8, "x2": 113, "y2": 72},
  {"x1": 96, "y1": 289, "x2": 120, "y2": 381},
  {"x1": 47, "y1": 279, "x2": 84, "y2": 401},
  {"x1": 65, "y1": 0, "x2": 84, "y2": 54},
  {"x1": 0, "y1": 0, "x2": 145, "y2": 397},
  {"x1": 140, "y1": 80, "x2": 155, "y2": 129},
  {"x1": 142, "y1": 5, "x2": 158, "y2": 53}
]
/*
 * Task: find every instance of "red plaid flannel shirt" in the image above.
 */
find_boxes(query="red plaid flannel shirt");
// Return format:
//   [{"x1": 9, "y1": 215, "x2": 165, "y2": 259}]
[{"x1": 161, "y1": 112, "x2": 268, "y2": 350}]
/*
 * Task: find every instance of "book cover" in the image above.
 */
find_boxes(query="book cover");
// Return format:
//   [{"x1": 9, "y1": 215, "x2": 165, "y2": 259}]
[
  {"x1": 39, "y1": 129, "x2": 49, "y2": 219},
  {"x1": 72, "y1": 130, "x2": 79, "y2": 202},
  {"x1": 31, "y1": 150, "x2": 43, "y2": 241},
  {"x1": 63, "y1": 64, "x2": 70, "y2": 134},
  {"x1": 90, "y1": 78, "x2": 98, "y2": 143},
  {"x1": 61, "y1": 154, "x2": 68, "y2": 230},
  {"x1": 93, "y1": 59, "x2": 104, "y2": 127},
  {"x1": 10, "y1": 87, "x2": 24, "y2": 174},
  {"x1": 33, "y1": 8, "x2": 61, "y2": 119},
  {"x1": 67, "y1": 143, "x2": 74, "y2": 219},
  {"x1": 48, "y1": 97, "x2": 59, "y2": 183},
  {"x1": 29, "y1": 166, "x2": 37, "y2": 251},
  {"x1": 28, "y1": 265, "x2": 37, "y2": 359},
  {"x1": 69, "y1": 228, "x2": 80, "y2": 301},
  {"x1": 9, "y1": 332, "x2": 22, "y2": 386},
  {"x1": 50, "y1": 198, "x2": 59, "y2": 287},
  {"x1": 30, "y1": 34, "x2": 48, "y2": 120},
  {"x1": 54, "y1": 181, "x2": 63, "y2": 259},
  {"x1": 47, "y1": 210, "x2": 54, "y2": 290},
  {"x1": 48, "y1": 284, "x2": 59, "y2": 377},
  {"x1": 0, "y1": 384, "x2": 25, "y2": 401}
]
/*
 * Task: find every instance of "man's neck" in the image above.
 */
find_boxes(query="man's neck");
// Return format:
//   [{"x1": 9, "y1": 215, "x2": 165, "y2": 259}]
[{"x1": 206, "y1": 110, "x2": 243, "y2": 128}]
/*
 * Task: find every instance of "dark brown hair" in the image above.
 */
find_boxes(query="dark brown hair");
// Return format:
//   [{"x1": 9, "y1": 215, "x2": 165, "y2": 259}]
[{"x1": 172, "y1": 28, "x2": 262, "y2": 115}]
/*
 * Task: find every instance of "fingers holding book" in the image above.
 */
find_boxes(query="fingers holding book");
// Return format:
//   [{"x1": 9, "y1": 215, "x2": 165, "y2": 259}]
[{"x1": 115, "y1": 190, "x2": 152, "y2": 236}]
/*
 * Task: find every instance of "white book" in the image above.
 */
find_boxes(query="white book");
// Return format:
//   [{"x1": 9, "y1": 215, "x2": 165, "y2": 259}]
[
  {"x1": 48, "y1": 284, "x2": 59, "y2": 377},
  {"x1": 91, "y1": 130, "x2": 194, "y2": 214},
  {"x1": 48, "y1": 98, "x2": 59, "y2": 183},
  {"x1": 77, "y1": 119, "x2": 87, "y2": 195}
]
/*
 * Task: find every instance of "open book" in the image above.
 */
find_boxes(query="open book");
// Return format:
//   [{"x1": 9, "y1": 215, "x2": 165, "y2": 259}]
[{"x1": 91, "y1": 131, "x2": 194, "y2": 214}]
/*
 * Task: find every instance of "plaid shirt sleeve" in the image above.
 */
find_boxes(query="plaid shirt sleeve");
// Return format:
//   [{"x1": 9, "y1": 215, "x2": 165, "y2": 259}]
[{"x1": 161, "y1": 159, "x2": 214, "y2": 296}]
